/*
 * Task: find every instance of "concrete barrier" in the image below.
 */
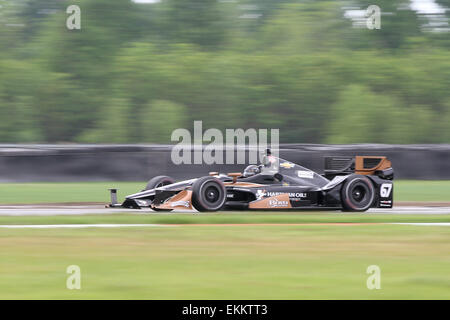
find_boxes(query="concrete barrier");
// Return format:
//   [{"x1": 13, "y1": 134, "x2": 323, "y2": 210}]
[{"x1": 0, "y1": 144, "x2": 449, "y2": 182}]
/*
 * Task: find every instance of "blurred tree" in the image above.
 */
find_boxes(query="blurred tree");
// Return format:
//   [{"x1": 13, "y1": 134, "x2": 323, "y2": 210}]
[
  {"x1": 27, "y1": 0, "x2": 144, "y2": 141},
  {"x1": 161, "y1": 0, "x2": 231, "y2": 48},
  {"x1": 346, "y1": 0, "x2": 423, "y2": 50},
  {"x1": 326, "y1": 84, "x2": 413, "y2": 143},
  {"x1": 0, "y1": 0, "x2": 28, "y2": 51},
  {"x1": 0, "y1": 0, "x2": 448, "y2": 144},
  {"x1": 256, "y1": 1, "x2": 350, "y2": 54},
  {"x1": 141, "y1": 100, "x2": 188, "y2": 143},
  {"x1": 77, "y1": 98, "x2": 130, "y2": 143},
  {"x1": 442, "y1": 101, "x2": 450, "y2": 142},
  {"x1": 0, "y1": 58, "x2": 42, "y2": 142},
  {"x1": 15, "y1": 0, "x2": 65, "y2": 45}
]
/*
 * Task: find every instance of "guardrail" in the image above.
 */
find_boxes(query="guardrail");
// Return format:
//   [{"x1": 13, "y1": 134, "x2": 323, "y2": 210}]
[{"x1": 0, "y1": 144, "x2": 449, "y2": 182}]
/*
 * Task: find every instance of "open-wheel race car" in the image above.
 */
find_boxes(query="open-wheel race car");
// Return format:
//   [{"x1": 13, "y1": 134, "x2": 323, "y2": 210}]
[{"x1": 108, "y1": 150, "x2": 393, "y2": 212}]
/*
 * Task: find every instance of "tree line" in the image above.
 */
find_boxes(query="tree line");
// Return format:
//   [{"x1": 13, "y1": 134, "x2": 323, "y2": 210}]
[{"x1": 0, "y1": 0, "x2": 449, "y2": 143}]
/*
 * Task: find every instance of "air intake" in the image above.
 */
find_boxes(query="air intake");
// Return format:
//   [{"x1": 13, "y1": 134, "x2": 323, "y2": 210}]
[
  {"x1": 363, "y1": 157, "x2": 382, "y2": 169},
  {"x1": 324, "y1": 157, "x2": 353, "y2": 171}
]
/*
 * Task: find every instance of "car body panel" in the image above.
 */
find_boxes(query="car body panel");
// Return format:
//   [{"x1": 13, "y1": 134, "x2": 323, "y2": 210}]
[{"x1": 109, "y1": 154, "x2": 394, "y2": 211}]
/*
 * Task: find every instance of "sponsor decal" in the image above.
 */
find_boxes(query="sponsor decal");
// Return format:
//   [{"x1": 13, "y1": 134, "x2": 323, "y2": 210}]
[
  {"x1": 379, "y1": 200, "x2": 392, "y2": 208},
  {"x1": 297, "y1": 170, "x2": 314, "y2": 179},
  {"x1": 280, "y1": 162, "x2": 295, "y2": 169},
  {"x1": 256, "y1": 189, "x2": 266, "y2": 200},
  {"x1": 256, "y1": 190, "x2": 307, "y2": 200},
  {"x1": 268, "y1": 198, "x2": 289, "y2": 208},
  {"x1": 170, "y1": 200, "x2": 190, "y2": 208},
  {"x1": 322, "y1": 175, "x2": 348, "y2": 190},
  {"x1": 226, "y1": 193, "x2": 234, "y2": 198},
  {"x1": 379, "y1": 199, "x2": 392, "y2": 207}
]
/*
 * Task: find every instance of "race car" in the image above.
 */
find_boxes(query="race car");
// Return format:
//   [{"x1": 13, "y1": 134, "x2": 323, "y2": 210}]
[{"x1": 108, "y1": 150, "x2": 394, "y2": 212}]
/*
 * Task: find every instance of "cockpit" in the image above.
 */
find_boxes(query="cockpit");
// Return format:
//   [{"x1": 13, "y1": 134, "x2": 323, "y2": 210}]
[{"x1": 240, "y1": 154, "x2": 329, "y2": 188}]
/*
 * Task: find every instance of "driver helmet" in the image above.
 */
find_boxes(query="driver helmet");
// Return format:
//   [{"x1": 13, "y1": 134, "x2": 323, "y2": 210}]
[{"x1": 243, "y1": 164, "x2": 260, "y2": 177}]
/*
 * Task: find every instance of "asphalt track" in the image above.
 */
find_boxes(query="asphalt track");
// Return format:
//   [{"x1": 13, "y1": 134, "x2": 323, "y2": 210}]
[
  {"x1": 0, "y1": 204, "x2": 449, "y2": 216},
  {"x1": 1, "y1": 223, "x2": 449, "y2": 229}
]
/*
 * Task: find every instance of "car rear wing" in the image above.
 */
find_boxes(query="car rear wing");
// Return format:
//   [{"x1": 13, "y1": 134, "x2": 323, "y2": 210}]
[{"x1": 324, "y1": 156, "x2": 393, "y2": 180}]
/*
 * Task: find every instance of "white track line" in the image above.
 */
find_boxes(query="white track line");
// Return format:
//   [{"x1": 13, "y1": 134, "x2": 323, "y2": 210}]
[
  {"x1": 1, "y1": 222, "x2": 450, "y2": 229},
  {"x1": 390, "y1": 223, "x2": 450, "y2": 226},
  {"x1": 0, "y1": 224, "x2": 173, "y2": 229},
  {"x1": 371, "y1": 207, "x2": 450, "y2": 214}
]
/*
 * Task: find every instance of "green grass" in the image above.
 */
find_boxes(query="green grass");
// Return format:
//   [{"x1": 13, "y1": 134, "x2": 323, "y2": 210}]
[
  {"x1": 0, "y1": 212, "x2": 449, "y2": 225},
  {"x1": 0, "y1": 181, "x2": 141, "y2": 204},
  {"x1": 0, "y1": 224, "x2": 449, "y2": 299},
  {"x1": 0, "y1": 180, "x2": 449, "y2": 204},
  {"x1": 0, "y1": 181, "x2": 448, "y2": 300},
  {"x1": 395, "y1": 180, "x2": 450, "y2": 202}
]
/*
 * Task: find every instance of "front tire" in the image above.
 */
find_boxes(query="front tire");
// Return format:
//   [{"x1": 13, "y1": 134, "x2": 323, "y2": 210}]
[
  {"x1": 192, "y1": 176, "x2": 226, "y2": 212},
  {"x1": 341, "y1": 174, "x2": 375, "y2": 212},
  {"x1": 145, "y1": 175, "x2": 175, "y2": 191},
  {"x1": 145, "y1": 175, "x2": 175, "y2": 211}
]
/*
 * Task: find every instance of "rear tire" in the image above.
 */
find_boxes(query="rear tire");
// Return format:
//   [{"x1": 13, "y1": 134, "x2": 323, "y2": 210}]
[
  {"x1": 341, "y1": 174, "x2": 375, "y2": 212},
  {"x1": 192, "y1": 177, "x2": 226, "y2": 212},
  {"x1": 145, "y1": 175, "x2": 175, "y2": 212}
]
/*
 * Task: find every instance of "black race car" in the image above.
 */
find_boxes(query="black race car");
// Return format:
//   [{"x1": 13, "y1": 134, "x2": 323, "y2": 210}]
[{"x1": 109, "y1": 150, "x2": 393, "y2": 212}]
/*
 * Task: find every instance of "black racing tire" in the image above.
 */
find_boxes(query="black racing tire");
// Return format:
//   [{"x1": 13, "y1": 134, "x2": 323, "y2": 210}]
[
  {"x1": 340, "y1": 174, "x2": 375, "y2": 212},
  {"x1": 191, "y1": 176, "x2": 226, "y2": 212},
  {"x1": 145, "y1": 175, "x2": 175, "y2": 191},
  {"x1": 145, "y1": 175, "x2": 175, "y2": 212}
]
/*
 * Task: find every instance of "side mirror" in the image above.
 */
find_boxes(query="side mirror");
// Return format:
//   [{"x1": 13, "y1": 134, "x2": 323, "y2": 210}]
[{"x1": 227, "y1": 172, "x2": 242, "y2": 183}]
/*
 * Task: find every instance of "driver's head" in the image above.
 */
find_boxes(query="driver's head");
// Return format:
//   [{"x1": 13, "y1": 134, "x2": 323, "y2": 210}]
[{"x1": 243, "y1": 165, "x2": 260, "y2": 177}]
